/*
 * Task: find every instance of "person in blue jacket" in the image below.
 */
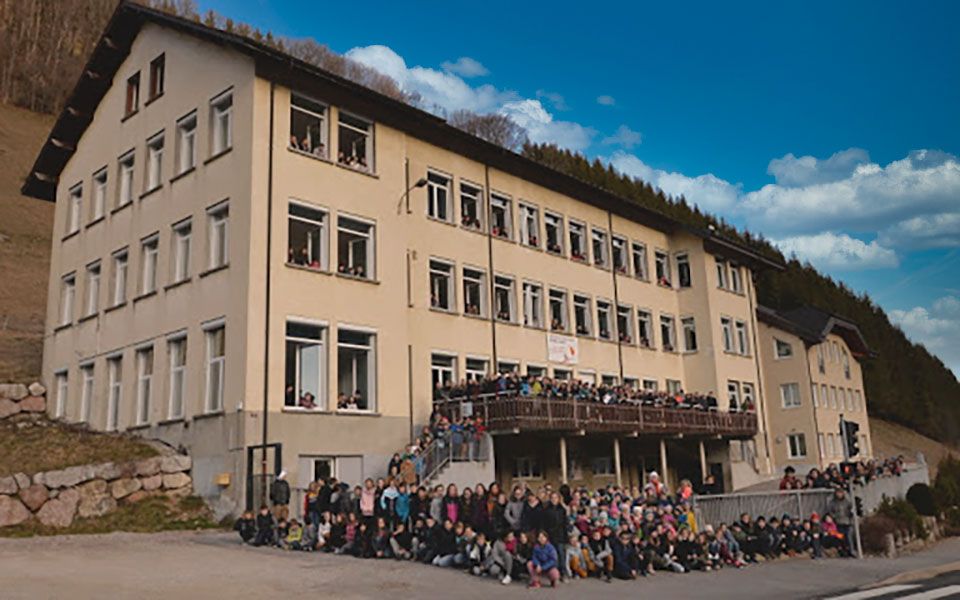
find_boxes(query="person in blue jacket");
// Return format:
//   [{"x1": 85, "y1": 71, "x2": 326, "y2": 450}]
[{"x1": 526, "y1": 530, "x2": 561, "y2": 588}]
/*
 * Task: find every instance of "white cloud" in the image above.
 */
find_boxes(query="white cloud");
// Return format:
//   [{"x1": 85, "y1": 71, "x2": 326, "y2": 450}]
[
  {"x1": 596, "y1": 95, "x2": 616, "y2": 106},
  {"x1": 536, "y1": 90, "x2": 569, "y2": 112},
  {"x1": 499, "y1": 99, "x2": 596, "y2": 151},
  {"x1": 609, "y1": 152, "x2": 741, "y2": 212},
  {"x1": 767, "y1": 148, "x2": 870, "y2": 187},
  {"x1": 772, "y1": 232, "x2": 899, "y2": 270},
  {"x1": 440, "y1": 56, "x2": 489, "y2": 78},
  {"x1": 879, "y1": 213, "x2": 960, "y2": 249},
  {"x1": 890, "y1": 296, "x2": 960, "y2": 378},
  {"x1": 741, "y1": 150, "x2": 960, "y2": 244},
  {"x1": 602, "y1": 125, "x2": 642, "y2": 149}
]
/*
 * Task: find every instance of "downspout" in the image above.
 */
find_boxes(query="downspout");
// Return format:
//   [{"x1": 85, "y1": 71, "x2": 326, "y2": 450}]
[
  {"x1": 404, "y1": 156, "x2": 415, "y2": 444},
  {"x1": 607, "y1": 211, "x2": 624, "y2": 381},
  {"x1": 746, "y1": 271, "x2": 773, "y2": 472},
  {"x1": 484, "y1": 165, "x2": 498, "y2": 369},
  {"x1": 260, "y1": 81, "x2": 276, "y2": 505}
]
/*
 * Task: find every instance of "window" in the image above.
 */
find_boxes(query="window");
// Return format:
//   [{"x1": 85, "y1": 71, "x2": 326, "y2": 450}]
[
  {"x1": 172, "y1": 220, "x2": 192, "y2": 283},
  {"x1": 460, "y1": 182, "x2": 483, "y2": 230},
  {"x1": 637, "y1": 310, "x2": 654, "y2": 348},
  {"x1": 742, "y1": 383, "x2": 755, "y2": 410},
  {"x1": 168, "y1": 336, "x2": 187, "y2": 419},
  {"x1": 519, "y1": 203, "x2": 540, "y2": 247},
  {"x1": 735, "y1": 320, "x2": 750, "y2": 355},
  {"x1": 54, "y1": 371, "x2": 68, "y2": 419},
  {"x1": 569, "y1": 220, "x2": 587, "y2": 261},
  {"x1": 623, "y1": 377, "x2": 639, "y2": 390},
  {"x1": 337, "y1": 329, "x2": 375, "y2": 411},
  {"x1": 527, "y1": 365, "x2": 546, "y2": 378},
  {"x1": 462, "y1": 267, "x2": 487, "y2": 316},
  {"x1": 522, "y1": 281, "x2": 543, "y2": 328},
  {"x1": 91, "y1": 169, "x2": 107, "y2": 222},
  {"x1": 817, "y1": 345, "x2": 825, "y2": 374},
  {"x1": 552, "y1": 368, "x2": 572, "y2": 381},
  {"x1": 426, "y1": 171, "x2": 452, "y2": 222},
  {"x1": 831, "y1": 341, "x2": 840, "y2": 363},
  {"x1": 596, "y1": 300, "x2": 612, "y2": 340},
  {"x1": 288, "y1": 203, "x2": 326, "y2": 270},
  {"x1": 465, "y1": 358, "x2": 488, "y2": 381},
  {"x1": 819, "y1": 433, "x2": 826, "y2": 459},
  {"x1": 592, "y1": 457, "x2": 615, "y2": 476},
  {"x1": 204, "y1": 325, "x2": 225, "y2": 413},
  {"x1": 80, "y1": 364, "x2": 94, "y2": 423},
  {"x1": 855, "y1": 390, "x2": 863, "y2": 411},
  {"x1": 430, "y1": 259, "x2": 454, "y2": 311},
  {"x1": 612, "y1": 236, "x2": 628, "y2": 274},
  {"x1": 573, "y1": 294, "x2": 592, "y2": 336},
  {"x1": 617, "y1": 304, "x2": 633, "y2": 344},
  {"x1": 337, "y1": 216, "x2": 374, "y2": 279},
  {"x1": 107, "y1": 356, "x2": 122, "y2": 431},
  {"x1": 544, "y1": 212, "x2": 563, "y2": 254},
  {"x1": 289, "y1": 94, "x2": 328, "y2": 158},
  {"x1": 59, "y1": 273, "x2": 76, "y2": 326},
  {"x1": 780, "y1": 383, "x2": 801, "y2": 408},
  {"x1": 578, "y1": 370, "x2": 596, "y2": 385},
  {"x1": 490, "y1": 193, "x2": 512, "y2": 239},
  {"x1": 677, "y1": 253, "x2": 691, "y2": 288},
  {"x1": 497, "y1": 360, "x2": 519, "y2": 375},
  {"x1": 210, "y1": 89, "x2": 233, "y2": 156},
  {"x1": 146, "y1": 132, "x2": 164, "y2": 191},
  {"x1": 111, "y1": 249, "x2": 128, "y2": 306},
  {"x1": 337, "y1": 111, "x2": 373, "y2": 171},
  {"x1": 513, "y1": 456, "x2": 542, "y2": 479},
  {"x1": 591, "y1": 228, "x2": 608, "y2": 267},
  {"x1": 655, "y1": 251, "x2": 671, "y2": 286},
  {"x1": 681, "y1": 316, "x2": 698, "y2": 352},
  {"x1": 140, "y1": 235, "x2": 159, "y2": 295},
  {"x1": 643, "y1": 379, "x2": 658, "y2": 392},
  {"x1": 285, "y1": 321, "x2": 326, "y2": 410},
  {"x1": 66, "y1": 185, "x2": 82, "y2": 235},
  {"x1": 811, "y1": 384, "x2": 819, "y2": 408},
  {"x1": 632, "y1": 243, "x2": 648, "y2": 280},
  {"x1": 135, "y1": 346, "x2": 154, "y2": 425},
  {"x1": 729, "y1": 264, "x2": 743, "y2": 294},
  {"x1": 787, "y1": 433, "x2": 807, "y2": 459},
  {"x1": 667, "y1": 379, "x2": 683, "y2": 394},
  {"x1": 727, "y1": 381, "x2": 741, "y2": 411},
  {"x1": 716, "y1": 259, "x2": 728, "y2": 289},
  {"x1": 821, "y1": 384, "x2": 828, "y2": 409},
  {"x1": 844, "y1": 388, "x2": 852, "y2": 411},
  {"x1": 207, "y1": 203, "x2": 229, "y2": 270},
  {"x1": 118, "y1": 152, "x2": 135, "y2": 208},
  {"x1": 549, "y1": 288, "x2": 569, "y2": 332},
  {"x1": 125, "y1": 72, "x2": 140, "y2": 116},
  {"x1": 84, "y1": 262, "x2": 100, "y2": 317},
  {"x1": 431, "y1": 354, "x2": 456, "y2": 389},
  {"x1": 660, "y1": 314, "x2": 677, "y2": 352},
  {"x1": 148, "y1": 54, "x2": 164, "y2": 100},
  {"x1": 494, "y1": 276, "x2": 516, "y2": 322},
  {"x1": 176, "y1": 112, "x2": 197, "y2": 174},
  {"x1": 775, "y1": 338, "x2": 793, "y2": 359},
  {"x1": 830, "y1": 385, "x2": 838, "y2": 409},
  {"x1": 828, "y1": 433, "x2": 837, "y2": 457},
  {"x1": 721, "y1": 317, "x2": 734, "y2": 352},
  {"x1": 842, "y1": 350, "x2": 851, "y2": 379}
]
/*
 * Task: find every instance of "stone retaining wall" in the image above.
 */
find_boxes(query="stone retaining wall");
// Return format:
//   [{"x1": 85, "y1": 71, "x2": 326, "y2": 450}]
[
  {"x1": 0, "y1": 382, "x2": 47, "y2": 419},
  {"x1": 0, "y1": 381, "x2": 195, "y2": 529}
]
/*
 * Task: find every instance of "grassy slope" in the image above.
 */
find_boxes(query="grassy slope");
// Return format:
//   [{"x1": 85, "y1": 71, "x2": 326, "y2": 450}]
[
  {"x1": 870, "y1": 416, "x2": 957, "y2": 480},
  {"x1": 0, "y1": 103, "x2": 55, "y2": 382}
]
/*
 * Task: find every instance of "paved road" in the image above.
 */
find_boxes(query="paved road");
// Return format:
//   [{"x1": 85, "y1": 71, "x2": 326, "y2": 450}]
[
  {"x1": 824, "y1": 571, "x2": 960, "y2": 600},
  {"x1": 0, "y1": 531, "x2": 957, "y2": 599}
]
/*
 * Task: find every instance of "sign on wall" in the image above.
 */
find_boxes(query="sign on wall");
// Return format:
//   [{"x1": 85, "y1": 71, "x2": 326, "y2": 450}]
[{"x1": 547, "y1": 333, "x2": 579, "y2": 365}]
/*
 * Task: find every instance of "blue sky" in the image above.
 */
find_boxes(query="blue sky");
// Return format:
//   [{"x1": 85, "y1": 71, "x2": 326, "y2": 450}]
[{"x1": 200, "y1": 0, "x2": 960, "y2": 374}]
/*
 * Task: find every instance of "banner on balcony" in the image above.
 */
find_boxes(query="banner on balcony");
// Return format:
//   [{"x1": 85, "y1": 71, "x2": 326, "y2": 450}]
[{"x1": 547, "y1": 333, "x2": 579, "y2": 365}]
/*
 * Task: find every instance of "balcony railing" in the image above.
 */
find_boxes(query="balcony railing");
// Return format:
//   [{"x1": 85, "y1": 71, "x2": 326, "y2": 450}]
[{"x1": 433, "y1": 393, "x2": 758, "y2": 438}]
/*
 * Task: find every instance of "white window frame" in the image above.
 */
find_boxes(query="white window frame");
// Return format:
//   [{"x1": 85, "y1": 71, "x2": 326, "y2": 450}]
[
  {"x1": 336, "y1": 327, "x2": 377, "y2": 412},
  {"x1": 632, "y1": 242, "x2": 649, "y2": 280},
  {"x1": 513, "y1": 456, "x2": 542, "y2": 479},
  {"x1": 167, "y1": 334, "x2": 187, "y2": 420},
  {"x1": 735, "y1": 320, "x2": 750, "y2": 355},
  {"x1": 84, "y1": 261, "x2": 101, "y2": 317},
  {"x1": 429, "y1": 258, "x2": 455, "y2": 312},
  {"x1": 811, "y1": 383, "x2": 819, "y2": 408},
  {"x1": 611, "y1": 235, "x2": 628, "y2": 274},
  {"x1": 522, "y1": 281, "x2": 544, "y2": 328},
  {"x1": 285, "y1": 320, "x2": 327, "y2": 411},
  {"x1": 204, "y1": 323, "x2": 226, "y2": 413},
  {"x1": 426, "y1": 170, "x2": 453, "y2": 223},
  {"x1": 140, "y1": 234, "x2": 159, "y2": 295},
  {"x1": 459, "y1": 182, "x2": 484, "y2": 231},
  {"x1": 660, "y1": 313, "x2": 677, "y2": 352},
  {"x1": 210, "y1": 89, "x2": 233, "y2": 156},
  {"x1": 172, "y1": 219, "x2": 192, "y2": 283},
  {"x1": 288, "y1": 201, "x2": 328, "y2": 271},
  {"x1": 643, "y1": 379, "x2": 659, "y2": 392},
  {"x1": 780, "y1": 382, "x2": 801, "y2": 409},
  {"x1": 462, "y1": 266, "x2": 487, "y2": 317},
  {"x1": 494, "y1": 275, "x2": 516, "y2": 323},
  {"x1": 549, "y1": 288, "x2": 569, "y2": 332},
  {"x1": 742, "y1": 382, "x2": 755, "y2": 409},
  {"x1": 80, "y1": 363, "x2": 94, "y2": 423},
  {"x1": 465, "y1": 357, "x2": 489, "y2": 382},
  {"x1": 289, "y1": 93, "x2": 329, "y2": 159},
  {"x1": 59, "y1": 273, "x2": 76, "y2": 326},
  {"x1": 489, "y1": 192, "x2": 513, "y2": 240},
  {"x1": 207, "y1": 202, "x2": 229, "y2": 270},
  {"x1": 721, "y1": 316, "x2": 734, "y2": 353},
  {"x1": 573, "y1": 294, "x2": 592, "y2": 336},
  {"x1": 716, "y1": 259, "x2": 728, "y2": 289},
  {"x1": 727, "y1": 380, "x2": 741, "y2": 410},
  {"x1": 54, "y1": 370, "x2": 68, "y2": 419},
  {"x1": 66, "y1": 184, "x2": 82, "y2": 235},
  {"x1": 596, "y1": 299, "x2": 613, "y2": 341},
  {"x1": 519, "y1": 202, "x2": 540, "y2": 248},
  {"x1": 135, "y1": 345, "x2": 154, "y2": 426},
  {"x1": 591, "y1": 227, "x2": 609, "y2": 268},
  {"x1": 676, "y1": 253, "x2": 692, "y2": 288},
  {"x1": 176, "y1": 111, "x2": 197, "y2": 174},
  {"x1": 775, "y1": 338, "x2": 794, "y2": 359},
  {"x1": 681, "y1": 316, "x2": 698, "y2": 352},
  {"x1": 111, "y1": 249, "x2": 128, "y2": 306},
  {"x1": 337, "y1": 214, "x2": 375, "y2": 279},
  {"x1": 569, "y1": 220, "x2": 587, "y2": 261},
  {"x1": 787, "y1": 433, "x2": 807, "y2": 459},
  {"x1": 544, "y1": 211, "x2": 564, "y2": 255},
  {"x1": 729, "y1": 264, "x2": 743, "y2": 294},
  {"x1": 106, "y1": 355, "x2": 122, "y2": 431},
  {"x1": 616, "y1": 304, "x2": 633, "y2": 344},
  {"x1": 638, "y1": 309, "x2": 654, "y2": 348},
  {"x1": 91, "y1": 168, "x2": 107, "y2": 222},
  {"x1": 431, "y1": 353, "x2": 457, "y2": 389},
  {"x1": 118, "y1": 151, "x2": 135, "y2": 208},
  {"x1": 337, "y1": 110, "x2": 374, "y2": 172},
  {"x1": 145, "y1": 131, "x2": 164, "y2": 192}
]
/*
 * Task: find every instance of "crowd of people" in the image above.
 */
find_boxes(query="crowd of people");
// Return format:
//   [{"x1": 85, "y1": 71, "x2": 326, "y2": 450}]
[
  {"x1": 778, "y1": 456, "x2": 906, "y2": 491},
  {"x1": 432, "y1": 373, "x2": 758, "y2": 413},
  {"x1": 235, "y1": 469, "x2": 860, "y2": 588}
]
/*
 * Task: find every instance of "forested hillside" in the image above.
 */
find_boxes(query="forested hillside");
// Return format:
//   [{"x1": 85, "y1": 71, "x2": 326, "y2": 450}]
[{"x1": 1, "y1": 0, "x2": 957, "y2": 444}]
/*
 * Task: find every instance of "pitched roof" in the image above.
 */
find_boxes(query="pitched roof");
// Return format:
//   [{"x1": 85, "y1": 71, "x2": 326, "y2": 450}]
[
  {"x1": 20, "y1": 1, "x2": 783, "y2": 272},
  {"x1": 757, "y1": 304, "x2": 874, "y2": 358}
]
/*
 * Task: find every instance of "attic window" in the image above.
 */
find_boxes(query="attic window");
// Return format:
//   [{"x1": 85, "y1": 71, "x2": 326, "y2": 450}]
[
  {"x1": 125, "y1": 72, "x2": 140, "y2": 116},
  {"x1": 148, "y1": 54, "x2": 165, "y2": 100}
]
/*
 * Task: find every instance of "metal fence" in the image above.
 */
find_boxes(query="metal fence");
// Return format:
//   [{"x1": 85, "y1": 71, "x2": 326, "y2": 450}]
[{"x1": 692, "y1": 465, "x2": 930, "y2": 529}]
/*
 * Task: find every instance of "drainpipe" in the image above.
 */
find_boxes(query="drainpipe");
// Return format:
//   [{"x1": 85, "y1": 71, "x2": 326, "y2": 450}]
[
  {"x1": 484, "y1": 165, "x2": 498, "y2": 370},
  {"x1": 746, "y1": 272, "x2": 773, "y2": 473},
  {"x1": 260, "y1": 82, "x2": 276, "y2": 506},
  {"x1": 607, "y1": 211, "x2": 624, "y2": 381}
]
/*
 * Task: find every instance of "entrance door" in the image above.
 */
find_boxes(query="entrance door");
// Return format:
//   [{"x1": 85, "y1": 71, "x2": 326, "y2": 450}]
[{"x1": 246, "y1": 443, "x2": 283, "y2": 511}]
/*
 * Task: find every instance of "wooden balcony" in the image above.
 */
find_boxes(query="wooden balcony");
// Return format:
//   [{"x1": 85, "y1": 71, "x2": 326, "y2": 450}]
[{"x1": 433, "y1": 394, "x2": 758, "y2": 439}]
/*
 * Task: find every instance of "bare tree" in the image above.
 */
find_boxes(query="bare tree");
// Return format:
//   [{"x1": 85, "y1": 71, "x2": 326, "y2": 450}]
[{"x1": 448, "y1": 110, "x2": 528, "y2": 151}]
